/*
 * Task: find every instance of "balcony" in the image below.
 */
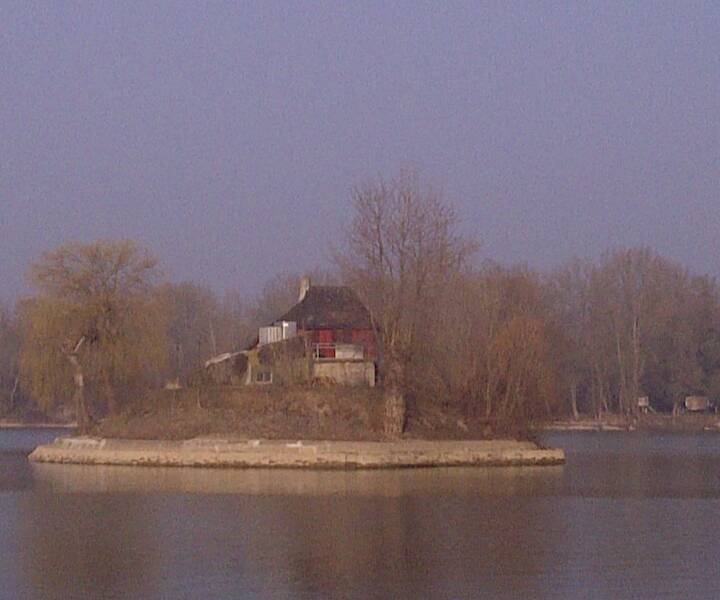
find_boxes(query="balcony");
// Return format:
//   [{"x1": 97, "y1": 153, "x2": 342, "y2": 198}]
[{"x1": 312, "y1": 343, "x2": 364, "y2": 361}]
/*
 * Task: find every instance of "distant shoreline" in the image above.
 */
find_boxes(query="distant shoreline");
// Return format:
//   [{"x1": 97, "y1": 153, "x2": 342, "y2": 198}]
[
  {"x1": 539, "y1": 414, "x2": 720, "y2": 433},
  {"x1": 0, "y1": 421, "x2": 76, "y2": 429}
]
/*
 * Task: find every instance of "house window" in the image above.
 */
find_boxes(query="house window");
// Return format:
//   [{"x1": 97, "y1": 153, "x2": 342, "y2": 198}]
[{"x1": 255, "y1": 370, "x2": 272, "y2": 384}]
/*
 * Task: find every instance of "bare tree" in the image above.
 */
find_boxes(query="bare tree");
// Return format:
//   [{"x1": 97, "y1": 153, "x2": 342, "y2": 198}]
[
  {"x1": 545, "y1": 247, "x2": 720, "y2": 417},
  {"x1": 545, "y1": 260, "x2": 595, "y2": 419},
  {"x1": 415, "y1": 264, "x2": 558, "y2": 431},
  {"x1": 338, "y1": 172, "x2": 476, "y2": 435},
  {"x1": 159, "y1": 282, "x2": 230, "y2": 383}
]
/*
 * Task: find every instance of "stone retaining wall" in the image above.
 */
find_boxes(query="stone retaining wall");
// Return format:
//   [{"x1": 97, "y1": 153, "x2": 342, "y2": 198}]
[{"x1": 29, "y1": 437, "x2": 564, "y2": 469}]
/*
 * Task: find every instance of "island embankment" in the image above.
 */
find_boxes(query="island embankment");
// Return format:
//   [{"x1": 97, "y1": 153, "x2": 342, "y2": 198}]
[
  {"x1": 0, "y1": 420, "x2": 76, "y2": 429},
  {"x1": 28, "y1": 437, "x2": 564, "y2": 469},
  {"x1": 83, "y1": 386, "x2": 542, "y2": 442},
  {"x1": 540, "y1": 413, "x2": 720, "y2": 432},
  {"x1": 26, "y1": 388, "x2": 565, "y2": 468}
]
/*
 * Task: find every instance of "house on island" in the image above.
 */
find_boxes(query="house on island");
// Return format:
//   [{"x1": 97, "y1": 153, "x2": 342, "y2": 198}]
[{"x1": 205, "y1": 278, "x2": 377, "y2": 387}]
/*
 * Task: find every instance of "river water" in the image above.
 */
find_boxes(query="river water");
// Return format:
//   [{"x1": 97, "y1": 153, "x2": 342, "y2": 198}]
[{"x1": 2, "y1": 428, "x2": 720, "y2": 599}]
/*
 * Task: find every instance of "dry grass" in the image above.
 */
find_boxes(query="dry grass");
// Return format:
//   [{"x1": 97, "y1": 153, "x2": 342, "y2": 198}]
[
  {"x1": 93, "y1": 386, "x2": 387, "y2": 441},
  {"x1": 93, "y1": 385, "x2": 528, "y2": 441}
]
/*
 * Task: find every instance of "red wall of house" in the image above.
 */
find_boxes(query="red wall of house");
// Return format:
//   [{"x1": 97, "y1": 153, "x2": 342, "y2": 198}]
[
  {"x1": 303, "y1": 328, "x2": 376, "y2": 359},
  {"x1": 351, "y1": 329, "x2": 376, "y2": 359}
]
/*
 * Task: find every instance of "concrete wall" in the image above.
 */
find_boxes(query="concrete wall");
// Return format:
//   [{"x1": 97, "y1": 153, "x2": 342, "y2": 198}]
[
  {"x1": 30, "y1": 437, "x2": 565, "y2": 469},
  {"x1": 313, "y1": 361, "x2": 375, "y2": 387}
]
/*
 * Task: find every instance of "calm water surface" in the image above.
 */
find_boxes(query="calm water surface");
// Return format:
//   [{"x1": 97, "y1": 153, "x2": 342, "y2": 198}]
[{"x1": 2, "y1": 428, "x2": 720, "y2": 599}]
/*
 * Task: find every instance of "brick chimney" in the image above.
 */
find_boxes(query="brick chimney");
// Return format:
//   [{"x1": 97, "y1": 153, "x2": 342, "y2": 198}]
[{"x1": 298, "y1": 276, "x2": 311, "y2": 302}]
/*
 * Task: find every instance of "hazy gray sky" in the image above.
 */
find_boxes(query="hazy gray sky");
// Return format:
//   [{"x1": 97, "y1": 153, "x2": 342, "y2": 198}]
[{"x1": 2, "y1": 2, "x2": 718, "y2": 300}]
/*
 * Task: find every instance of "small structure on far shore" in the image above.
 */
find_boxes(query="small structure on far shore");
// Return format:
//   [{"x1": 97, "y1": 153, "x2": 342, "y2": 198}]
[
  {"x1": 684, "y1": 396, "x2": 714, "y2": 413},
  {"x1": 637, "y1": 396, "x2": 654, "y2": 414}
]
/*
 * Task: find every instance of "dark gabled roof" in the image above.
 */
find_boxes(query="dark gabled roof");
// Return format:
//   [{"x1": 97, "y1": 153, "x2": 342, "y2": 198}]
[{"x1": 277, "y1": 286, "x2": 372, "y2": 330}]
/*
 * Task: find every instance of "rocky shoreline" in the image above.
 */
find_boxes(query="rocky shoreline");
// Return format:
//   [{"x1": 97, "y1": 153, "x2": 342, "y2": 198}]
[
  {"x1": 540, "y1": 414, "x2": 720, "y2": 432},
  {"x1": 0, "y1": 421, "x2": 76, "y2": 429},
  {"x1": 28, "y1": 437, "x2": 565, "y2": 469}
]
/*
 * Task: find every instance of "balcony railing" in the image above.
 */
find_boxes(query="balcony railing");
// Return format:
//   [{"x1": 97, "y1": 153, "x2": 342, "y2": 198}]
[{"x1": 312, "y1": 343, "x2": 364, "y2": 361}]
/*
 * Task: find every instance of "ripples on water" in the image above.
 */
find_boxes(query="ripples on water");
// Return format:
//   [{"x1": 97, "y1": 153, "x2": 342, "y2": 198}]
[{"x1": 2, "y1": 429, "x2": 720, "y2": 599}]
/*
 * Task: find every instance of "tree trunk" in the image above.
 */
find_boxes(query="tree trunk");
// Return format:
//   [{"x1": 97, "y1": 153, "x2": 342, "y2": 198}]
[
  {"x1": 102, "y1": 370, "x2": 117, "y2": 416},
  {"x1": 68, "y1": 355, "x2": 88, "y2": 433},
  {"x1": 383, "y1": 389, "x2": 406, "y2": 437},
  {"x1": 209, "y1": 317, "x2": 217, "y2": 356},
  {"x1": 8, "y1": 374, "x2": 19, "y2": 414},
  {"x1": 66, "y1": 337, "x2": 88, "y2": 434},
  {"x1": 616, "y1": 331, "x2": 627, "y2": 414},
  {"x1": 570, "y1": 381, "x2": 580, "y2": 420},
  {"x1": 484, "y1": 378, "x2": 493, "y2": 419},
  {"x1": 630, "y1": 316, "x2": 641, "y2": 417},
  {"x1": 383, "y1": 358, "x2": 406, "y2": 437}
]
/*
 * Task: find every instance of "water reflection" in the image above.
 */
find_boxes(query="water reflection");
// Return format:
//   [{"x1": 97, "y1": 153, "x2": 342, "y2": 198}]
[
  {"x1": 31, "y1": 462, "x2": 564, "y2": 496},
  {"x1": 0, "y1": 428, "x2": 71, "y2": 492},
  {"x1": 259, "y1": 493, "x2": 567, "y2": 600},
  {"x1": 7, "y1": 430, "x2": 720, "y2": 599},
  {"x1": 540, "y1": 431, "x2": 720, "y2": 498},
  {"x1": 18, "y1": 495, "x2": 163, "y2": 600}
]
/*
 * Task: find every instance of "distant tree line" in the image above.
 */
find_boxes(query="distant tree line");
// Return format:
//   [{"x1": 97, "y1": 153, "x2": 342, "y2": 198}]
[
  {"x1": 2, "y1": 173, "x2": 720, "y2": 433},
  {"x1": 339, "y1": 174, "x2": 720, "y2": 431}
]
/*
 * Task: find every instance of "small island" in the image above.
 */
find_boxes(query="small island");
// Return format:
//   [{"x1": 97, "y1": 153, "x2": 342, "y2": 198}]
[
  {"x1": 13, "y1": 198, "x2": 566, "y2": 469},
  {"x1": 16, "y1": 175, "x2": 720, "y2": 468}
]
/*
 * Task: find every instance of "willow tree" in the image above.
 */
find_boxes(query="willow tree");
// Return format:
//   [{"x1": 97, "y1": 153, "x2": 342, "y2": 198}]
[{"x1": 19, "y1": 240, "x2": 167, "y2": 431}]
